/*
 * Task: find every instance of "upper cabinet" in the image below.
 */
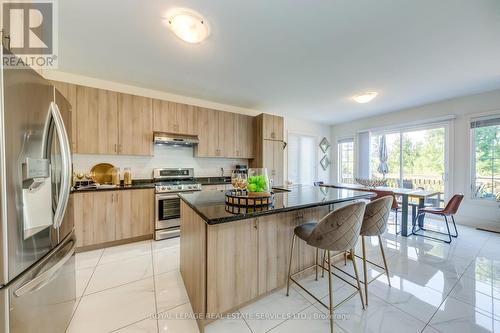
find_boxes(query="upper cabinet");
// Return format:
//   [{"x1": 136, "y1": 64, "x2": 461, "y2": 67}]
[
  {"x1": 118, "y1": 94, "x2": 153, "y2": 156},
  {"x1": 195, "y1": 108, "x2": 253, "y2": 159},
  {"x1": 153, "y1": 100, "x2": 197, "y2": 135},
  {"x1": 235, "y1": 113, "x2": 254, "y2": 158},
  {"x1": 75, "y1": 86, "x2": 119, "y2": 155},
  {"x1": 52, "y1": 81, "x2": 254, "y2": 159},
  {"x1": 261, "y1": 114, "x2": 284, "y2": 141},
  {"x1": 196, "y1": 107, "x2": 223, "y2": 157}
]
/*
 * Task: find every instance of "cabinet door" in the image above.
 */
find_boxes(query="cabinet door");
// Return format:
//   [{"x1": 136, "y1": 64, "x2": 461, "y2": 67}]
[
  {"x1": 115, "y1": 189, "x2": 154, "y2": 239},
  {"x1": 118, "y1": 94, "x2": 153, "y2": 156},
  {"x1": 195, "y1": 107, "x2": 219, "y2": 157},
  {"x1": 152, "y1": 99, "x2": 176, "y2": 133},
  {"x1": 207, "y1": 219, "x2": 258, "y2": 314},
  {"x1": 218, "y1": 111, "x2": 236, "y2": 157},
  {"x1": 272, "y1": 140, "x2": 284, "y2": 186},
  {"x1": 153, "y1": 100, "x2": 198, "y2": 135},
  {"x1": 235, "y1": 114, "x2": 254, "y2": 158},
  {"x1": 75, "y1": 86, "x2": 99, "y2": 154},
  {"x1": 74, "y1": 192, "x2": 116, "y2": 247},
  {"x1": 75, "y1": 86, "x2": 119, "y2": 154},
  {"x1": 262, "y1": 140, "x2": 284, "y2": 187},
  {"x1": 262, "y1": 114, "x2": 284, "y2": 141},
  {"x1": 178, "y1": 104, "x2": 198, "y2": 135},
  {"x1": 257, "y1": 212, "x2": 299, "y2": 295},
  {"x1": 52, "y1": 81, "x2": 77, "y2": 151}
]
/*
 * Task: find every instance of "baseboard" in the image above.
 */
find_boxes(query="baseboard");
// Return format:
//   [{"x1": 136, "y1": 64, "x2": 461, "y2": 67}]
[{"x1": 76, "y1": 234, "x2": 153, "y2": 253}]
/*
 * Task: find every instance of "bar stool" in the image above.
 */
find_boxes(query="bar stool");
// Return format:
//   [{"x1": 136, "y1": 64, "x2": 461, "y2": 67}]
[
  {"x1": 359, "y1": 196, "x2": 393, "y2": 306},
  {"x1": 286, "y1": 202, "x2": 366, "y2": 333}
]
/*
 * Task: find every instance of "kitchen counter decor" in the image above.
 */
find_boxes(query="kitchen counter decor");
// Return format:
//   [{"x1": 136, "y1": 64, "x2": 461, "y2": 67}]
[
  {"x1": 246, "y1": 168, "x2": 270, "y2": 196},
  {"x1": 224, "y1": 189, "x2": 274, "y2": 207}
]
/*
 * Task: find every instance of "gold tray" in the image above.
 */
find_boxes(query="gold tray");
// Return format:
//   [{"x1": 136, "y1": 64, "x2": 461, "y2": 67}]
[{"x1": 90, "y1": 163, "x2": 115, "y2": 184}]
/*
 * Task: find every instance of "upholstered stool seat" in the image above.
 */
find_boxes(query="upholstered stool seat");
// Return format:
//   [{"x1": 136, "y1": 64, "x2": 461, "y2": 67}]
[{"x1": 294, "y1": 222, "x2": 317, "y2": 240}]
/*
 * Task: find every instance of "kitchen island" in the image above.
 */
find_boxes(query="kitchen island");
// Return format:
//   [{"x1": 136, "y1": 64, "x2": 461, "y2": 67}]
[{"x1": 179, "y1": 185, "x2": 373, "y2": 332}]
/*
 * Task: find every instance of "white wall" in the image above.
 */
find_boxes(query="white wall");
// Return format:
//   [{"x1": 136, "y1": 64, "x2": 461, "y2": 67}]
[
  {"x1": 331, "y1": 88, "x2": 500, "y2": 229},
  {"x1": 285, "y1": 117, "x2": 331, "y2": 184},
  {"x1": 73, "y1": 145, "x2": 247, "y2": 179}
]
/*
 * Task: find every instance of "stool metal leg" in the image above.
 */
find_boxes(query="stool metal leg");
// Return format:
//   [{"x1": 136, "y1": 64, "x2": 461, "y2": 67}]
[
  {"x1": 361, "y1": 236, "x2": 368, "y2": 306},
  {"x1": 322, "y1": 250, "x2": 326, "y2": 278},
  {"x1": 344, "y1": 251, "x2": 347, "y2": 266},
  {"x1": 286, "y1": 234, "x2": 296, "y2": 297},
  {"x1": 378, "y1": 235, "x2": 391, "y2": 286},
  {"x1": 315, "y1": 248, "x2": 319, "y2": 281},
  {"x1": 350, "y1": 249, "x2": 365, "y2": 309},
  {"x1": 327, "y1": 250, "x2": 334, "y2": 333}
]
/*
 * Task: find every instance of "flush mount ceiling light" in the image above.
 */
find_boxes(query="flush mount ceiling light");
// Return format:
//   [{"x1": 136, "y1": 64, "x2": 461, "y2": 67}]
[
  {"x1": 352, "y1": 92, "x2": 378, "y2": 104},
  {"x1": 166, "y1": 9, "x2": 209, "y2": 44}
]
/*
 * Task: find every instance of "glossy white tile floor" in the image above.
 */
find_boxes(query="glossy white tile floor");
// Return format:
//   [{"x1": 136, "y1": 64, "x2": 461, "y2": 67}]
[{"x1": 67, "y1": 217, "x2": 500, "y2": 333}]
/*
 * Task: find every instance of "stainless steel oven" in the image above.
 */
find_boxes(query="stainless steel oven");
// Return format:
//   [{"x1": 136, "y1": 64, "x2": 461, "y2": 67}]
[
  {"x1": 153, "y1": 168, "x2": 201, "y2": 240},
  {"x1": 155, "y1": 193, "x2": 182, "y2": 239}
]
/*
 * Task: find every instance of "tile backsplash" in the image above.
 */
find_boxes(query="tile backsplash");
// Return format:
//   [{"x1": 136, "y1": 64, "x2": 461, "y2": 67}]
[{"x1": 73, "y1": 145, "x2": 248, "y2": 179}]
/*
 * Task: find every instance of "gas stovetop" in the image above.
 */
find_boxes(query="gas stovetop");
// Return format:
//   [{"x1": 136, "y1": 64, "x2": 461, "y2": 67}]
[
  {"x1": 153, "y1": 168, "x2": 201, "y2": 193},
  {"x1": 154, "y1": 179, "x2": 202, "y2": 193}
]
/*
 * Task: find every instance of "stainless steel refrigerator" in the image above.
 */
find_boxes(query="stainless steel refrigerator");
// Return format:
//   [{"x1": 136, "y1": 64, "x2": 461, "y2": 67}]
[{"x1": 0, "y1": 45, "x2": 75, "y2": 333}]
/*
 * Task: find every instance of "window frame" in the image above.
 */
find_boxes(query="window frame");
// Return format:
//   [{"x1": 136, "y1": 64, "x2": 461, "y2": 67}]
[
  {"x1": 469, "y1": 112, "x2": 500, "y2": 201},
  {"x1": 337, "y1": 137, "x2": 355, "y2": 184}
]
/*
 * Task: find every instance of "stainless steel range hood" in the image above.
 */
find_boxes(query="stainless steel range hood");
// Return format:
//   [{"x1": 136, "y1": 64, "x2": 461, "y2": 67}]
[{"x1": 153, "y1": 132, "x2": 199, "y2": 146}]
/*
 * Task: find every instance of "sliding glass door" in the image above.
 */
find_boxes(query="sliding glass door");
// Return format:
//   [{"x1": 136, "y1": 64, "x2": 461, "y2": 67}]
[{"x1": 370, "y1": 123, "x2": 450, "y2": 205}]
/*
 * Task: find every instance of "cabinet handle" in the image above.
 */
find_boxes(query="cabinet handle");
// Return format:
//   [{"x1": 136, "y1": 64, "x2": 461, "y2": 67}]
[
  {"x1": 114, "y1": 144, "x2": 117, "y2": 153},
  {"x1": 271, "y1": 132, "x2": 275, "y2": 139},
  {"x1": 253, "y1": 220, "x2": 258, "y2": 229}
]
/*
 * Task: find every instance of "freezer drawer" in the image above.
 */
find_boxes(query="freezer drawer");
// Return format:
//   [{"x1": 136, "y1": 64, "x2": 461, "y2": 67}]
[{"x1": 2, "y1": 231, "x2": 76, "y2": 333}]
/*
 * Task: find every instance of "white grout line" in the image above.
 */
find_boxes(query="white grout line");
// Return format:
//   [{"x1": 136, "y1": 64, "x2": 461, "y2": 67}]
[{"x1": 150, "y1": 240, "x2": 161, "y2": 333}]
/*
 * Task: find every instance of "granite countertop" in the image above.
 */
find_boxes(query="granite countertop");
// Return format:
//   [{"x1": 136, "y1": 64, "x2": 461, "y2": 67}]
[
  {"x1": 179, "y1": 184, "x2": 375, "y2": 224},
  {"x1": 71, "y1": 180, "x2": 155, "y2": 193},
  {"x1": 71, "y1": 176, "x2": 233, "y2": 193}
]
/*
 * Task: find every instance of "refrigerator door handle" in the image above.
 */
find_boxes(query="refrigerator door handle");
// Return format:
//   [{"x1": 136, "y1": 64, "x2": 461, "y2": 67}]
[
  {"x1": 14, "y1": 240, "x2": 75, "y2": 297},
  {"x1": 50, "y1": 102, "x2": 72, "y2": 229}
]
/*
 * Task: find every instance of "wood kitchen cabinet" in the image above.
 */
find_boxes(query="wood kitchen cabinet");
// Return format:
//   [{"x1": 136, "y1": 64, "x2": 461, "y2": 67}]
[
  {"x1": 74, "y1": 189, "x2": 154, "y2": 249},
  {"x1": 261, "y1": 113, "x2": 284, "y2": 141},
  {"x1": 251, "y1": 113, "x2": 285, "y2": 185},
  {"x1": 235, "y1": 113, "x2": 254, "y2": 158},
  {"x1": 74, "y1": 191, "x2": 116, "y2": 248},
  {"x1": 262, "y1": 139, "x2": 285, "y2": 186},
  {"x1": 116, "y1": 189, "x2": 154, "y2": 239},
  {"x1": 257, "y1": 212, "x2": 299, "y2": 295},
  {"x1": 118, "y1": 93, "x2": 153, "y2": 156},
  {"x1": 195, "y1": 108, "x2": 222, "y2": 157},
  {"x1": 206, "y1": 218, "x2": 259, "y2": 314},
  {"x1": 196, "y1": 108, "x2": 254, "y2": 158},
  {"x1": 76, "y1": 86, "x2": 119, "y2": 155},
  {"x1": 153, "y1": 100, "x2": 198, "y2": 135}
]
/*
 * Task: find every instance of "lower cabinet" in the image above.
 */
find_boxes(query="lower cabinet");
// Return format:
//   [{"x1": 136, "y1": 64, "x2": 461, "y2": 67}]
[
  {"x1": 206, "y1": 218, "x2": 259, "y2": 314},
  {"x1": 73, "y1": 189, "x2": 154, "y2": 248}
]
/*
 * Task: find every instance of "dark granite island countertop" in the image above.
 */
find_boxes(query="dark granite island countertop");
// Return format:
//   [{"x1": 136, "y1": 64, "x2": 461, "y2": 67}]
[{"x1": 179, "y1": 184, "x2": 375, "y2": 224}]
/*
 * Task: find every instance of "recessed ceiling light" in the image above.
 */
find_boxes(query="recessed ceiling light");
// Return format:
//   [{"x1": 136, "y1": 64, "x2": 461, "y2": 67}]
[
  {"x1": 167, "y1": 9, "x2": 209, "y2": 44},
  {"x1": 353, "y1": 92, "x2": 378, "y2": 104}
]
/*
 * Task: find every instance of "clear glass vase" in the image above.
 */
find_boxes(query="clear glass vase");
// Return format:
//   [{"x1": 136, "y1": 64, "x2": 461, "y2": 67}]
[{"x1": 247, "y1": 168, "x2": 270, "y2": 194}]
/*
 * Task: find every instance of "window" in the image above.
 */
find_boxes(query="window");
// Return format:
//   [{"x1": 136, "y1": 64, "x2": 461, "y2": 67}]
[
  {"x1": 471, "y1": 115, "x2": 500, "y2": 200},
  {"x1": 288, "y1": 133, "x2": 317, "y2": 185},
  {"x1": 369, "y1": 124, "x2": 448, "y2": 206},
  {"x1": 338, "y1": 138, "x2": 354, "y2": 184}
]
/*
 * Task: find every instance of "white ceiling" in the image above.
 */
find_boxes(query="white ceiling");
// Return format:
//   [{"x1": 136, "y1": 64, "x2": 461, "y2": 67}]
[{"x1": 58, "y1": 0, "x2": 500, "y2": 124}]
